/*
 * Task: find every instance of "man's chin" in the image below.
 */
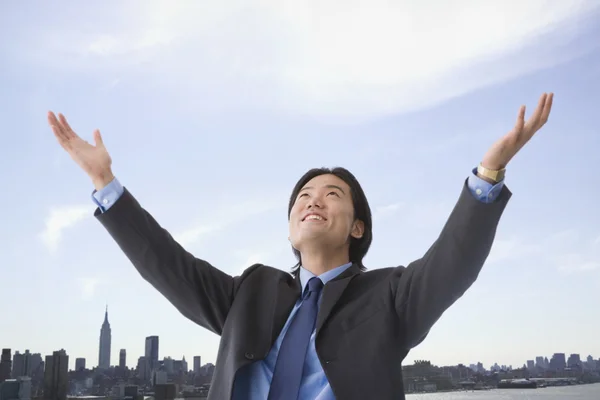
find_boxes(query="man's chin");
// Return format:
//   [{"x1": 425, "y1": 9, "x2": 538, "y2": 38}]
[
  {"x1": 298, "y1": 229, "x2": 328, "y2": 239},
  {"x1": 295, "y1": 233, "x2": 335, "y2": 248}
]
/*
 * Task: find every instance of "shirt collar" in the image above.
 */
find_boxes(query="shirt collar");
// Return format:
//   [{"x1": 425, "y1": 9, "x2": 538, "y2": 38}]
[{"x1": 299, "y1": 262, "x2": 353, "y2": 294}]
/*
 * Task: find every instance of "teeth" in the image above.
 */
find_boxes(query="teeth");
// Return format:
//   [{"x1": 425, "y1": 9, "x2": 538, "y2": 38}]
[{"x1": 306, "y1": 215, "x2": 323, "y2": 221}]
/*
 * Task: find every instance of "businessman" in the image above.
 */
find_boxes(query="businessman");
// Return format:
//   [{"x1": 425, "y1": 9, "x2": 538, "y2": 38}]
[{"x1": 48, "y1": 92, "x2": 553, "y2": 400}]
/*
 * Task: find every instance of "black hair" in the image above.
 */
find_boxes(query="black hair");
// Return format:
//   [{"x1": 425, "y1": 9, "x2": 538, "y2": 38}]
[{"x1": 287, "y1": 167, "x2": 373, "y2": 276}]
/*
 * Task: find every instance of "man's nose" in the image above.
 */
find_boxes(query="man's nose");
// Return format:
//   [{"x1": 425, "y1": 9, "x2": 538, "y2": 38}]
[{"x1": 307, "y1": 197, "x2": 323, "y2": 209}]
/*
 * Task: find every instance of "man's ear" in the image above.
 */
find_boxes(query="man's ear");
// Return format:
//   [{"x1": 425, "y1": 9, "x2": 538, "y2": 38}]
[{"x1": 350, "y1": 219, "x2": 364, "y2": 239}]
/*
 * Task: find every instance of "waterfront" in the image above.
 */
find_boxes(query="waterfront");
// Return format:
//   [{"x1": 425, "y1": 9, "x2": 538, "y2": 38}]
[{"x1": 408, "y1": 383, "x2": 600, "y2": 399}]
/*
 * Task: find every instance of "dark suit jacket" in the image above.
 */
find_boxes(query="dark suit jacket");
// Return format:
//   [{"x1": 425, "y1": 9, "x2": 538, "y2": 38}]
[{"x1": 95, "y1": 181, "x2": 510, "y2": 399}]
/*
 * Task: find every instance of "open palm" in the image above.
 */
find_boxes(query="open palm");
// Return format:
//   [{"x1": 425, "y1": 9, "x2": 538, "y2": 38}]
[
  {"x1": 482, "y1": 92, "x2": 554, "y2": 170},
  {"x1": 48, "y1": 111, "x2": 113, "y2": 185}
]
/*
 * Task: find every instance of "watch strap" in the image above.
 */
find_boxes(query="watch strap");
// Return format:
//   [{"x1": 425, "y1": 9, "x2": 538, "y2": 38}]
[{"x1": 477, "y1": 163, "x2": 506, "y2": 182}]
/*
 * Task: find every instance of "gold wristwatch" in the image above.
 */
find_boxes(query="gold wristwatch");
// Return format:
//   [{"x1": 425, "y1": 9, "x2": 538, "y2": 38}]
[{"x1": 477, "y1": 163, "x2": 505, "y2": 183}]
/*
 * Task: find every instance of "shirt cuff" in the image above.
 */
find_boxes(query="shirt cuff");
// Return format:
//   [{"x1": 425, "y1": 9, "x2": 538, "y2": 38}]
[
  {"x1": 91, "y1": 177, "x2": 124, "y2": 212},
  {"x1": 467, "y1": 168, "x2": 504, "y2": 203}
]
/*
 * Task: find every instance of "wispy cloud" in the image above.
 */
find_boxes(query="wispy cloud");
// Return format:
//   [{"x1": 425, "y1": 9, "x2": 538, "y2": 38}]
[
  {"x1": 99, "y1": 78, "x2": 121, "y2": 92},
  {"x1": 174, "y1": 222, "x2": 223, "y2": 248},
  {"x1": 556, "y1": 257, "x2": 599, "y2": 274},
  {"x1": 544, "y1": 230, "x2": 600, "y2": 273},
  {"x1": 487, "y1": 237, "x2": 543, "y2": 265},
  {"x1": 40, "y1": 205, "x2": 89, "y2": 252},
  {"x1": 85, "y1": 30, "x2": 175, "y2": 58},
  {"x1": 174, "y1": 194, "x2": 285, "y2": 247},
  {"x1": 22, "y1": 0, "x2": 600, "y2": 120},
  {"x1": 373, "y1": 202, "x2": 404, "y2": 221},
  {"x1": 78, "y1": 277, "x2": 101, "y2": 300},
  {"x1": 487, "y1": 230, "x2": 599, "y2": 274}
]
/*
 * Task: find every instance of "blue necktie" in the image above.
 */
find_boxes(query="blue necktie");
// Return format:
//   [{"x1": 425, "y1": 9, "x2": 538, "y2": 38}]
[{"x1": 268, "y1": 277, "x2": 324, "y2": 400}]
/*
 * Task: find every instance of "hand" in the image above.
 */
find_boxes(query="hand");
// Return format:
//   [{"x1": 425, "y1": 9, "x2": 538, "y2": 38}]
[
  {"x1": 481, "y1": 92, "x2": 554, "y2": 170},
  {"x1": 48, "y1": 111, "x2": 114, "y2": 190}
]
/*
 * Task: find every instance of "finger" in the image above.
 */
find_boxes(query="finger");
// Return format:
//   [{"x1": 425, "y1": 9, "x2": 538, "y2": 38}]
[
  {"x1": 525, "y1": 93, "x2": 548, "y2": 130},
  {"x1": 539, "y1": 92, "x2": 553, "y2": 125},
  {"x1": 47, "y1": 111, "x2": 58, "y2": 125},
  {"x1": 58, "y1": 113, "x2": 78, "y2": 139},
  {"x1": 93, "y1": 129, "x2": 105, "y2": 148},
  {"x1": 513, "y1": 105, "x2": 526, "y2": 136},
  {"x1": 48, "y1": 111, "x2": 69, "y2": 142}
]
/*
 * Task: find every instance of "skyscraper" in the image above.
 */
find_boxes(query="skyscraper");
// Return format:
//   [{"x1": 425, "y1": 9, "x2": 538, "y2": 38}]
[
  {"x1": 137, "y1": 357, "x2": 146, "y2": 380},
  {"x1": 567, "y1": 353, "x2": 581, "y2": 368},
  {"x1": 144, "y1": 336, "x2": 159, "y2": 381},
  {"x1": 43, "y1": 349, "x2": 68, "y2": 400},
  {"x1": 98, "y1": 306, "x2": 111, "y2": 370},
  {"x1": 75, "y1": 358, "x2": 86, "y2": 371},
  {"x1": 550, "y1": 353, "x2": 566, "y2": 370},
  {"x1": 12, "y1": 350, "x2": 33, "y2": 378},
  {"x1": 193, "y1": 356, "x2": 201, "y2": 374},
  {"x1": 0, "y1": 349, "x2": 11, "y2": 382},
  {"x1": 119, "y1": 349, "x2": 126, "y2": 369}
]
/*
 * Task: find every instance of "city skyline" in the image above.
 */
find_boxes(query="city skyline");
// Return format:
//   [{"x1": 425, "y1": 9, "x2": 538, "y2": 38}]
[
  {"x1": 1, "y1": 345, "x2": 597, "y2": 398},
  {"x1": 1, "y1": 340, "x2": 597, "y2": 376},
  {"x1": 2, "y1": 304, "x2": 598, "y2": 371},
  {"x1": 1, "y1": 1, "x2": 600, "y2": 371}
]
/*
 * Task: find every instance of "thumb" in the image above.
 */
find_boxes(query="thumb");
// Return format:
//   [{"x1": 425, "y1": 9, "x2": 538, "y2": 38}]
[
  {"x1": 93, "y1": 129, "x2": 105, "y2": 148},
  {"x1": 514, "y1": 105, "x2": 526, "y2": 134}
]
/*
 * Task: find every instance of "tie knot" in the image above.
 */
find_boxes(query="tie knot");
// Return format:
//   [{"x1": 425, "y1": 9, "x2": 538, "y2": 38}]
[{"x1": 306, "y1": 277, "x2": 323, "y2": 294}]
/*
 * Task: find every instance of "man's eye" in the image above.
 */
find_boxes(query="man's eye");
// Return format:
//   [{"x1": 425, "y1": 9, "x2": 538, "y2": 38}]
[
  {"x1": 328, "y1": 191, "x2": 339, "y2": 197},
  {"x1": 299, "y1": 193, "x2": 308, "y2": 198}
]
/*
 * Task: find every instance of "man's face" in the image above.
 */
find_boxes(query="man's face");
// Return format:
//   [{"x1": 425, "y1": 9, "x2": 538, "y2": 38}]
[{"x1": 289, "y1": 174, "x2": 364, "y2": 252}]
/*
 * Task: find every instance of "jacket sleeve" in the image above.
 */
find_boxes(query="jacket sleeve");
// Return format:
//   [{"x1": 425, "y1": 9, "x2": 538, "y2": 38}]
[
  {"x1": 95, "y1": 187, "x2": 252, "y2": 336},
  {"x1": 392, "y1": 179, "x2": 511, "y2": 348}
]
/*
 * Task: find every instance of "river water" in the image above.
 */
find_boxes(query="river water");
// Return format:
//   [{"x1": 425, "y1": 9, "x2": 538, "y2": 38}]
[{"x1": 407, "y1": 383, "x2": 600, "y2": 399}]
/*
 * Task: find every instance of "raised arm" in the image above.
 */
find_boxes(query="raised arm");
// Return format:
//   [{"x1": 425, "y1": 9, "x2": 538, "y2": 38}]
[
  {"x1": 47, "y1": 112, "x2": 246, "y2": 335},
  {"x1": 392, "y1": 92, "x2": 554, "y2": 348},
  {"x1": 393, "y1": 179, "x2": 510, "y2": 348},
  {"x1": 94, "y1": 183, "x2": 247, "y2": 335}
]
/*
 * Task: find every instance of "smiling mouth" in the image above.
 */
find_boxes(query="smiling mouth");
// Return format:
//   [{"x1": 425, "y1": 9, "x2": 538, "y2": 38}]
[{"x1": 303, "y1": 214, "x2": 326, "y2": 222}]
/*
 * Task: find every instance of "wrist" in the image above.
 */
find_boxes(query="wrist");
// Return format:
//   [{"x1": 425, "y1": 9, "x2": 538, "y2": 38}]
[
  {"x1": 476, "y1": 163, "x2": 505, "y2": 183},
  {"x1": 481, "y1": 162, "x2": 504, "y2": 171},
  {"x1": 92, "y1": 170, "x2": 115, "y2": 191}
]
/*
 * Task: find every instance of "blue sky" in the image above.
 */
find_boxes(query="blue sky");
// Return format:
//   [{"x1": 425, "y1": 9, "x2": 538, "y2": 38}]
[{"x1": 1, "y1": 1, "x2": 599, "y2": 371}]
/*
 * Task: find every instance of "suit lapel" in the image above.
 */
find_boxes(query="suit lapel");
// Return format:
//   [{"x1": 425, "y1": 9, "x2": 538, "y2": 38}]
[
  {"x1": 316, "y1": 264, "x2": 361, "y2": 335},
  {"x1": 269, "y1": 273, "x2": 302, "y2": 346}
]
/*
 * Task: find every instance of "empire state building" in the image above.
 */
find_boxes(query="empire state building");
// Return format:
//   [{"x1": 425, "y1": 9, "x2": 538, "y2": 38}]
[{"x1": 98, "y1": 306, "x2": 111, "y2": 369}]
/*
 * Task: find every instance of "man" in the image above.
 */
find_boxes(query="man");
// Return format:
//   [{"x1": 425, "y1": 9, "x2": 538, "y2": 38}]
[{"x1": 47, "y1": 92, "x2": 553, "y2": 400}]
